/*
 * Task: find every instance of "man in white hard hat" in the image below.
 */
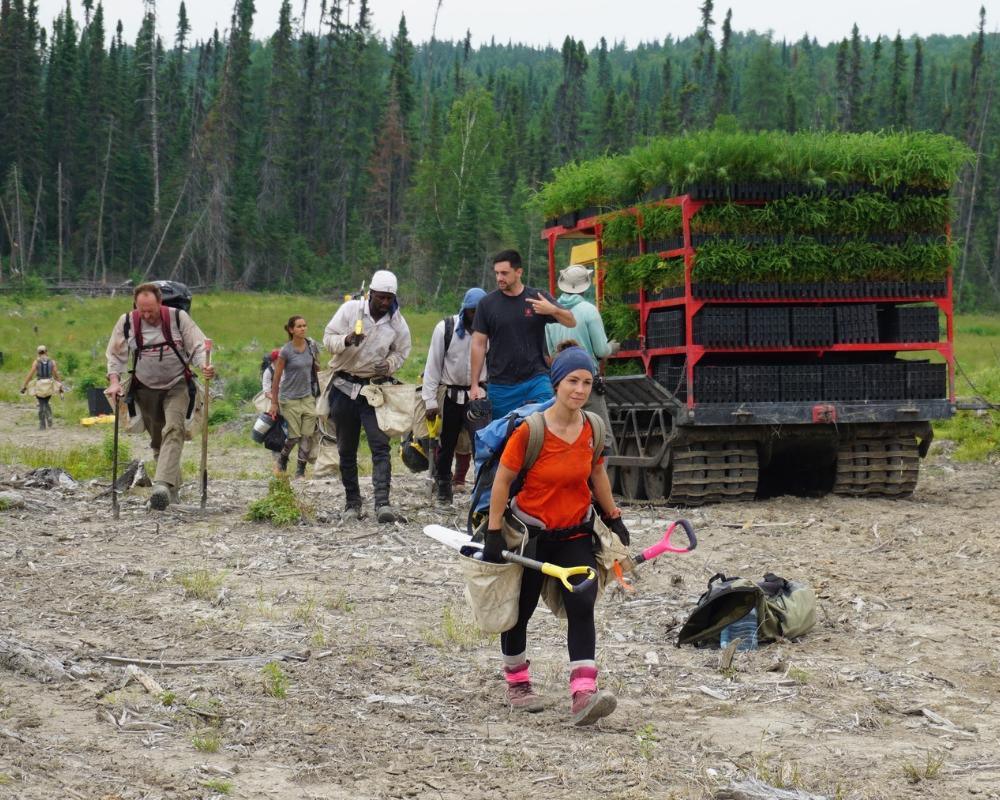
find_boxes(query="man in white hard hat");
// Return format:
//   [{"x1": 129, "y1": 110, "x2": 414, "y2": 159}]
[
  {"x1": 545, "y1": 264, "x2": 617, "y2": 453},
  {"x1": 323, "y1": 269, "x2": 411, "y2": 523}
]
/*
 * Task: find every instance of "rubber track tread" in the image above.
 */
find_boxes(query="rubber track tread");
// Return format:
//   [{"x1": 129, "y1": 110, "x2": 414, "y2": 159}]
[
  {"x1": 833, "y1": 435, "x2": 919, "y2": 497},
  {"x1": 668, "y1": 440, "x2": 759, "y2": 506}
]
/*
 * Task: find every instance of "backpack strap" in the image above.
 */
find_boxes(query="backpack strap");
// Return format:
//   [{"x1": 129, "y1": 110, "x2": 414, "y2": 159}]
[
  {"x1": 307, "y1": 337, "x2": 321, "y2": 396},
  {"x1": 521, "y1": 412, "x2": 547, "y2": 471},
  {"x1": 160, "y1": 307, "x2": 193, "y2": 379},
  {"x1": 443, "y1": 317, "x2": 455, "y2": 354},
  {"x1": 581, "y1": 410, "x2": 605, "y2": 466}
]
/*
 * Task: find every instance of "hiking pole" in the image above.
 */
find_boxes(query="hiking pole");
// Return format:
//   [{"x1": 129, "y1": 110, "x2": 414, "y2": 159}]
[
  {"x1": 111, "y1": 388, "x2": 121, "y2": 520},
  {"x1": 200, "y1": 339, "x2": 212, "y2": 509}
]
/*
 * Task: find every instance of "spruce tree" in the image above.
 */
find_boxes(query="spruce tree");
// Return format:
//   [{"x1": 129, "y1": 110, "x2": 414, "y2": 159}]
[
  {"x1": 847, "y1": 24, "x2": 863, "y2": 132},
  {"x1": 888, "y1": 34, "x2": 908, "y2": 128},
  {"x1": 711, "y1": 9, "x2": 732, "y2": 123}
]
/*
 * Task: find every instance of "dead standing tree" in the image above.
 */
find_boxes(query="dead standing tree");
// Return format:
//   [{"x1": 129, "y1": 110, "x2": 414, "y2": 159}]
[{"x1": 143, "y1": 0, "x2": 162, "y2": 228}]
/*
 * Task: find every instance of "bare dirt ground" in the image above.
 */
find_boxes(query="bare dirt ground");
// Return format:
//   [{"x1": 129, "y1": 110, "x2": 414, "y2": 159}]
[{"x1": 1, "y1": 397, "x2": 999, "y2": 800}]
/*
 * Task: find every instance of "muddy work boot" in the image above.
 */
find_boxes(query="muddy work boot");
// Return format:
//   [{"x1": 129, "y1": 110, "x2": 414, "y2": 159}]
[
  {"x1": 294, "y1": 460, "x2": 307, "y2": 479},
  {"x1": 569, "y1": 666, "x2": 616, "y2": 726},
  {"x1": 504, "y1": 662, "x2": 544, "y2": 713},
  {"x1": 435, "y1": 479, "x2": 453, "y2": 505},
  {"x1": 342, "y1": 503, "x2": 364, "y2": 522},
  {"x1": 375, "y1": 504, "x2": 400, "y2": 524},
  {"x1": 149, "y1": 482, "x2": 172, "y2": 511}
]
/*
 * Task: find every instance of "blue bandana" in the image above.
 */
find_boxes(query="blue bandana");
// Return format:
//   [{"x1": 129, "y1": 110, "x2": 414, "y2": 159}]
[{"x1": 549, "y1": 346, "x2": 595, "y2": 387}]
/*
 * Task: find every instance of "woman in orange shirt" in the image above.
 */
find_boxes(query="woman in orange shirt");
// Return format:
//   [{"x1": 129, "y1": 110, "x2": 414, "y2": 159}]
[{"x1": 483, "y1": 343, "x2": 630, "y2": 725}]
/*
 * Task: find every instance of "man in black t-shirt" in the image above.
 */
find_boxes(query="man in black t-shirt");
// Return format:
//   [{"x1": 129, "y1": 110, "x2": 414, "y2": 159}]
[{"x1": 470, "y1": 249, "x2": 576, "y2": 419}]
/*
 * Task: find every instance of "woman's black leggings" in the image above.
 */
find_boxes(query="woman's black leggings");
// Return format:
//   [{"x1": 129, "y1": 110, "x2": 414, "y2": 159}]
[{"x1": 500, "y1": 534, "x2": 598, "y2": 663}]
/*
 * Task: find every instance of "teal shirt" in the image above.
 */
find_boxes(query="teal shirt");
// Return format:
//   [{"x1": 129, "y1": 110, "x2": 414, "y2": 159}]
[{"x1": 545, "y1": 293, "x2": 612, "y2": 364}]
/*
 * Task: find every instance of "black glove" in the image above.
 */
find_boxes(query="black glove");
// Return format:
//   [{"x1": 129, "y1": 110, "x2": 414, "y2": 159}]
[
  {"x1": 345, "y1": 332, "x2": 365, "y2": 347},
  {"x1": 606, "y1": 515, "x2": 630, "y2": 547},
  {"x1": 20, "y1": 387, "x2": 27, "y2": 394},
  {"x1": 482, "y1": 529, "x2": 506, "y2": 563}
]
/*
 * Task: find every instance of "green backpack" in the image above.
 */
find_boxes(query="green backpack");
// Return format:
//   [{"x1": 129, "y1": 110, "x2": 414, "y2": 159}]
[{"x1": 676, "y1": 572, "x2": 817, "y2": 647}]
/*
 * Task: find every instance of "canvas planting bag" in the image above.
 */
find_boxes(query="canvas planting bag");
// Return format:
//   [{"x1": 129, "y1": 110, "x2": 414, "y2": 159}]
[{"x1": 458, "y1": 520, "x2": 527, "y2": 633}]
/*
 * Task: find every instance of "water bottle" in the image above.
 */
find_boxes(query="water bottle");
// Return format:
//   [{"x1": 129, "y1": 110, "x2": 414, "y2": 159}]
[{"x1": 719, "y1": 608, "x2": 758, "y2": 651}]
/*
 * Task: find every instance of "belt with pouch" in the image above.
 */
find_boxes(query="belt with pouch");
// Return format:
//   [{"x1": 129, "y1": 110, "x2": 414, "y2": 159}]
[
  {"x1": 504, "y1": 499, "x2": 595, "y2": 543},
  {"x1": 335, "y1": 370, "x2": 372, "y2": 386}
]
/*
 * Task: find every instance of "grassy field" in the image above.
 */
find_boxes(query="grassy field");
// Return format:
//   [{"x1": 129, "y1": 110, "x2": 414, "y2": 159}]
[
  {"x1": 0, "y1": 293, "x2": 997, "y2": 463},
  {"x1": 0, "y1": 291, "x2": 445, "y2": 425}
]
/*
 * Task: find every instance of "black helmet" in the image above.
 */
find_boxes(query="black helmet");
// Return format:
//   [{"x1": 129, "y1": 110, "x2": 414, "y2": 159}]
[
  {"x1": 400, "y1": 433, "x2": 429, "y2": 472},
  {"x1": 466, "y1": 398, "x2": 491, "y2": 422}
]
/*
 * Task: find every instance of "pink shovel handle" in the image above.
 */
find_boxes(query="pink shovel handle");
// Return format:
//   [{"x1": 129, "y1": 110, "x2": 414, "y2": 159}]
[{"x1": 635, "y1": 519, "x2": 697, "y2": 564}]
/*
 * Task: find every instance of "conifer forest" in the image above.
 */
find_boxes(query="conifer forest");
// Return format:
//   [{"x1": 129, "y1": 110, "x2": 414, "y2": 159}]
[{"x1": 0, "y1": 0, "x2": 998, "y2": 309}]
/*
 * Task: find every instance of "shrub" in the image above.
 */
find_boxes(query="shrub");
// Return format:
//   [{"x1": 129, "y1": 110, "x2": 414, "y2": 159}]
[{"x1": 246, "y1": 476, "x2": 304, "y2": 526}]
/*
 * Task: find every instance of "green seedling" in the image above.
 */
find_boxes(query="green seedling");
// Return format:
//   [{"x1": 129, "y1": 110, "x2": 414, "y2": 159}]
[
  {"x1": 637, "y1": 723, "x2": 659, "y2": 760},
  {"x1": 902, "y1": 752, "x2": 943, "y2": 784},
  {"x1": 175, "y1": 569, "x2": 225, "y2": 601},
  {"x1": 261, "y1": 662, "x2": 289, "y2": 698},
  {"x1": 192, "y1": 732, "x2": 221, "y2": 753}
]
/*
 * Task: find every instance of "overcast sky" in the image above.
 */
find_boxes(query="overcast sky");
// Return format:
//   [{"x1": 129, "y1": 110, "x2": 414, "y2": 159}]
[{"x1": 36, "y1": 0, "x2": 993, "y2": 47}]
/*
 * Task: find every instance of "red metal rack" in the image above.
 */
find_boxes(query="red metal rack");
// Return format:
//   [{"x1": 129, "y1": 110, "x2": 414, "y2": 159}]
[{"x1": 543, "y1": 194, "x2": 956, "y2": 410}]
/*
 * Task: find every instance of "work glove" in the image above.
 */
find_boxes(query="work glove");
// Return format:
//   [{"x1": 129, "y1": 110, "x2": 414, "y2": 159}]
[
  {"x1": 344, "y1": 332, "x2": 365, "y2": 347},
  {"x1": 20, "y1": 387, "x2": 26, "y2": 394},
  {"x1": 425, "y1": 408, "x2": 439, "y2": 422},
  {"x1": 372, "y1": 359, "x2": 391, "y2": 376},
  {"x1": 603, "y1": 512, "x2": 630, "y2": 547},
  {"x1": 482, "y1": 529, "x2": 506, "y2": 563}
]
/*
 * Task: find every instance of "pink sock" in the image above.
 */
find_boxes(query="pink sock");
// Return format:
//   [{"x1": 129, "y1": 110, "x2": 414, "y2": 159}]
[
  {"x1": 504, "y1": 664, "x2": 531, "y2": 685},
  {"x1": 569, "y1": 666, "x2": 597, "y2": 695}
]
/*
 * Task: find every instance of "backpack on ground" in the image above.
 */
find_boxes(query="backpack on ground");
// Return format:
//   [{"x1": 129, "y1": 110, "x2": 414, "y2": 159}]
[
  {"x1": 676, "y1": 572, "x2": 817, "y2": 647},
  {"x1": 466, "y1": 399, "x2": 605, "y2": 535}
]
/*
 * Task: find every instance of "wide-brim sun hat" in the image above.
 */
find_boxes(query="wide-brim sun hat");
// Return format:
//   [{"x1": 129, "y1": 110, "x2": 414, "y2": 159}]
[{"x1": 557, "y1": 264, "x2": 593, "y2": 294}]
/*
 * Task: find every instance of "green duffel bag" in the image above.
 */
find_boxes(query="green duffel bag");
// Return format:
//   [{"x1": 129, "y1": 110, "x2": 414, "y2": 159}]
[{"x1": 676, "y1": 572, "x2": 816, "y2": 647}]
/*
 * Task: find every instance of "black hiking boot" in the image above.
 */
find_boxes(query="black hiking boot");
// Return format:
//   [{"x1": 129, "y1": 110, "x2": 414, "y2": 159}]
[
  {"x1": 375, "y1": 504, "x2": 401, "y2": 524},
  {"x1": 294, "y1": 460, "x2": 307, "y2": 478},
  {"x1": 435, "y1": 479, "x2": 453, "y2": 505},
  {"x1": 149, "y1": 482, "x2": 172, "y2": 511}
]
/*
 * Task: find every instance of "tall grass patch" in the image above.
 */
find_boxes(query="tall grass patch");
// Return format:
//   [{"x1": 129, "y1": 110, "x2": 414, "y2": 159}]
[{"x1": 0, "y1": 429, "x2": 131, "y2": 479}]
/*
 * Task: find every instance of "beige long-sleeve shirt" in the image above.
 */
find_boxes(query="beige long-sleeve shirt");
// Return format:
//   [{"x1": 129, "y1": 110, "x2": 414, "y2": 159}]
[
  {"x1": 106, "y1": 308, "x2": 208, "y2": 390},
  {"x1": 323, "y1": 298, "x2": 411, "y2": 399}
]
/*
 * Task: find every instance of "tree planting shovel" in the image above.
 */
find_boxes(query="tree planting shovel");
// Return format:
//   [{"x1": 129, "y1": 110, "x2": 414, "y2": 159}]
[
  {"x1": 111, "y1": 389, "x2": 121, "y2": 520},
  {"x1": 200, "y1": 339, "x2": 212, "y2": 510},
  {"x1": 427, "y1": 415, "x2": 442, "y2": 500},
  {"x1": 423, "y1": 524, "x2": 597, "y2": 594},
  {"x1": 611, "y1": 518, "x2": 697, "y2": 591}
]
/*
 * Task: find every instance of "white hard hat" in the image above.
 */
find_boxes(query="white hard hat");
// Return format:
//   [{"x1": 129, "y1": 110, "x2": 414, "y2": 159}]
[{"x1": 370, "y1": 270, "x2": 398, "y2": 295}]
